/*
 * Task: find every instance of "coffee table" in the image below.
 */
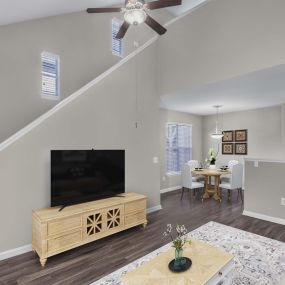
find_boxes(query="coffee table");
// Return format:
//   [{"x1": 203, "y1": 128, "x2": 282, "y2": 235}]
[{"x1": 121, "y1": 240, "x2": 234, "y2": 285}]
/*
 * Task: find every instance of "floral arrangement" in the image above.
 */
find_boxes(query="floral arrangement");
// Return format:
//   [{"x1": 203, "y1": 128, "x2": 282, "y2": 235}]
[
  {"x1": 163, "y1": 224, "x2": 191, "y2": 251},
  {"x1": 206, "y1": 147, "x2": 218, "y2": 165}
]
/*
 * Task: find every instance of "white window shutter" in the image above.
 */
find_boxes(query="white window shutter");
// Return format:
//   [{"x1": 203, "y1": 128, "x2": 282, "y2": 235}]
[
  {"x1": 112, "y1": 19, "x2": 123, "y2": 57},
  {"x1": 41, "y1": 52, "x2": 60, "y2": 99},
  {"x1": 166, "y1": 124, "x2": 178, "y2": 173}
]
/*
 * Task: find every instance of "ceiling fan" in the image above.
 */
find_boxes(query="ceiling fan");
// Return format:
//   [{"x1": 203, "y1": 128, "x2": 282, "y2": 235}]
[{"x1": 87, "y1": 0, "x2": 182, "y2": 39}]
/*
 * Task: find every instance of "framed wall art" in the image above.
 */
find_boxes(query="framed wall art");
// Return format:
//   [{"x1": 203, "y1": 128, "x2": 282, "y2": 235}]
[
  {"x1": 235, "y1": 143, "x2": 248, "y2": 155},
  {"x1": 222, "y1": 143, "x2": 234, "y2": 155},
  {"x1": 235, "y1": 129, "x2": 247, "y2": 142},
  {"x1": 222, "y1": 130, "x2": 234, "y2": 142}
]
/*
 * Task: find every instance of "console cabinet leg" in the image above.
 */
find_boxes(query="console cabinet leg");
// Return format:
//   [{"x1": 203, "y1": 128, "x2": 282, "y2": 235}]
[
  {"x1": 40, "y1": 258, "x2": 47, "y2": 267},
  {"x1": 142, "y1": 221, "x2": 148, "y2": 228}
]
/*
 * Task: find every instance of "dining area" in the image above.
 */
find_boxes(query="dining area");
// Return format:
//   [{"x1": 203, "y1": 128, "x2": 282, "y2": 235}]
[{"x1": 181, "y1": 159, "x2": 244, "y2": 203}]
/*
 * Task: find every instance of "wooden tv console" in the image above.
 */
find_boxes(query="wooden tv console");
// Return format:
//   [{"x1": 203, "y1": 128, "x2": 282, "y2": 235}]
[{"x1": 32, "y1": 192, "x2": 147, "y2": 266}]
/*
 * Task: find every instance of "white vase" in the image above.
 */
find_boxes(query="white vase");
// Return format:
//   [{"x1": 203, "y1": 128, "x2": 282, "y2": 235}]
[{"x1": 209, "y1": 164, "x2": 216, "y2": 169}]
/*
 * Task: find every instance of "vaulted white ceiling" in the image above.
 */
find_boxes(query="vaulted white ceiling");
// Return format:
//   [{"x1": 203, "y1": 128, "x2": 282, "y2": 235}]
[
  {"x1": 0, "y1": 0, "x2": 119, "y2": 26},
  {"x1": 0, "y1": 0, "x2": 207, "y2": 26},
  {"x1": 160, "y1": 64, "x2": 285, "y2": 115},
  {"x1": 166, "y1": 0, "x2": 208, "y2": 16}
]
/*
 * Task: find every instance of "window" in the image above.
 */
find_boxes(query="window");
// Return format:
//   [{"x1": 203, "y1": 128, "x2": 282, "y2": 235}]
[
  {"x1": 166, "y1": 123, "x2": 192, "y2": 174},
  {"x1": 112, "y1": 19, "x2": 123, "y2": 57},
  {"x1": 41, "y1": 52, "x2": 60, "y2": 100}
]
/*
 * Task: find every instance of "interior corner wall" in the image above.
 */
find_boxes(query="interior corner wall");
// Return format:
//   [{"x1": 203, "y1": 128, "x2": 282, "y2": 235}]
[
  {"x1": 159, "y1": 109, "x2": 203, "y2": 190},
  {"x1": 202, "y1": 105, "x2": 285, "y2": 165},
  {"x1": 282, "y1": 104, "x2": 285, "y2": 144},
  {"x1": 0, "y1": 42, "x2": 160, "y2": 253},
  {"x1": 244, "y1": 160, "x2": 285, "y2": 222}
]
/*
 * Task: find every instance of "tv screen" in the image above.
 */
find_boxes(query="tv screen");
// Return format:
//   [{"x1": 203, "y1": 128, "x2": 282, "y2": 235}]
[{"x1": 51, "y1": 150, "x2": 125, "y2": 207}]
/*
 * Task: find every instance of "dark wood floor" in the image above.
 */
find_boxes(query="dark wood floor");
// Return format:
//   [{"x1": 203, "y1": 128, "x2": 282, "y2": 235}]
[{"x1": 1, "y1": 189, "x2": 285, "y2": 285}]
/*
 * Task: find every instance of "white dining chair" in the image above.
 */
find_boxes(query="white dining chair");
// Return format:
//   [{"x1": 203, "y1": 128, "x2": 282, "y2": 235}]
[
  {"x1": 186, "y1": 160, "x2": 203, "y2": 182},
  {"x1": 221, "y1": 160, "x2": 239, "y2": 183},
  {"x1": 181, "y1": 164, "x2": 204, "y2": 199},
  {"x1": 186, "y1": 160, "x2": 199, "y2": 168},
  {"x1": 228, "y1": 160, "x2": 239, "y2": 169},
  {"x1": 219, "y1": 163, "x2": 243, "y2": 202}
]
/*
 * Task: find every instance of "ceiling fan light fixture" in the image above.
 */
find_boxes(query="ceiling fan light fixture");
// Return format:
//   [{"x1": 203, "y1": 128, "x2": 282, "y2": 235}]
[
  {"x1": 124, "y1": 9, "x2": 147, "y2": 25},
  {"x1": 87, "y1": 0, "x2": 182, "y2": 38}
]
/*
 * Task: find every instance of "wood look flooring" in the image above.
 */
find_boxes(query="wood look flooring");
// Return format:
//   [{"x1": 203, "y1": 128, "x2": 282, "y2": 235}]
[{"x1": 1, "y1": 189, "x2": 285, "y2": 285}]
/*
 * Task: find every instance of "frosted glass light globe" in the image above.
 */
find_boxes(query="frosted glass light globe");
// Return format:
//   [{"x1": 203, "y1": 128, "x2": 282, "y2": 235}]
[
  {"x1": 211, "y1": 133, "x2": 224, "y2": 139},
  {"x1": 124, "y1": 9, "x2": 146, "y2": 25}
]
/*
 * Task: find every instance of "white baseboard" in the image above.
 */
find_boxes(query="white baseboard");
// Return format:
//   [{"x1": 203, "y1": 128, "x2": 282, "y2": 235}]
[
  {"x1": 147, "y1": 205, "x2": 162, "y2": 214},
  {"x1": 243, "y1": 210, "x2": 285, "y2": 226},
  {"x1": 0, "y1": 244, "x2": 32, "y2": 261},
  {"x1": 160, "y1": 186, "x2": 182, "y2": 194}
]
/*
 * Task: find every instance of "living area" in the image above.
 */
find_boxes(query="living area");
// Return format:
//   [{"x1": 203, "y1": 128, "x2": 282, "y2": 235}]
[{"x1": 0, "y1": 0, "x2": 285, "y2": 285}]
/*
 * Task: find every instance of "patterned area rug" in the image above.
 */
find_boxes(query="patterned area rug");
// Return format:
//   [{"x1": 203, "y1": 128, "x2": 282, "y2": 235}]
[{"x1": 91, "y1": 222, "x2": 285, "y2": 285}]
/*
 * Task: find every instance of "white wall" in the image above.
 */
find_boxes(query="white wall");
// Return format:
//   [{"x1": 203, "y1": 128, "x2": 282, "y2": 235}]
[
  {"x1": 0, "y1": 43, "x2": 161, "y2": 253},
  {"x1": 202, "y1": 105, "x2": 285, "y2": 165},
  {"x1": 0, "y1": 10, "x2": 172, "y2": 143},
  {"x1": 160, "y1": 109, "x2": 203, "y2": 190}
]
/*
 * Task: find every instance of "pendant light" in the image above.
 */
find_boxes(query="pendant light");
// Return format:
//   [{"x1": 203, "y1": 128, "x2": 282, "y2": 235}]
[{"x1": 211, "y1": 105, "x2": 224, "y2": 139}]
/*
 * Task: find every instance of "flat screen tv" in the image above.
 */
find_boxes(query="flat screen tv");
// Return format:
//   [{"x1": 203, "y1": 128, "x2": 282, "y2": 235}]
[{"x1": 51, "y1": 150, "x2": 125, "y2": 207}]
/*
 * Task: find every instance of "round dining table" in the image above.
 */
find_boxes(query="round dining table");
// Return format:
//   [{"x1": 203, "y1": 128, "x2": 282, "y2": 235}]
[{"x1": 192, "y1": 168, "x2": 231, "y2": 202}]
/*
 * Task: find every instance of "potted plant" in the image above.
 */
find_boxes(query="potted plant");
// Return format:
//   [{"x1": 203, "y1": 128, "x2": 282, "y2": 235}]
[
  {"x1": 206, "y1": 147, "x2": 218, "y2": 169},
  {"x1": 163, "y1": 224, "x2": 191, "y2": 269}
]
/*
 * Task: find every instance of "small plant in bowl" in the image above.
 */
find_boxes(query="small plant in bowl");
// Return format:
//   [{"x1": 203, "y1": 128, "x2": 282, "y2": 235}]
[{"x1": 163, "y1": 224, "x2": 191, "y2": 268}]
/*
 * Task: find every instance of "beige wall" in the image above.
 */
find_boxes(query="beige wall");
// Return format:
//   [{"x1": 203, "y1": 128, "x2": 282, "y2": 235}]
[
  {"x1": 2, "y1": 0, "x2": 285, "y2": 253},
  {"x1": 158, "y1": 0, "x2": 285, "y2": 97},
  {"x1": 282, "y1": 104, "x2": 285, "y2": 143},
  {"x1": 0, "y1": 10, "x2": 172, "y2": 143},
  {"x1": 244, "y1": 160, "x2": 285, "y2": 221},
  {"x1": 0, "y1": 43, "x2": 160, "y2": 252},
  {"x1": 160, "y1": 109, "x2": 203, "y2": 190},
  {"x1": 202, "y1": 105, "x2": 285, "y2": 165},
  {"x1": 157, "y1": 0, "x2": 285, "y2": 191}
]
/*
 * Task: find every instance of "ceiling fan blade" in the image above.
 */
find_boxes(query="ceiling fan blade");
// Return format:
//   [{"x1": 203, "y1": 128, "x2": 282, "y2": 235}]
[
  {"x1": 115, "y1": 21, "x2": 130, "y2": 39},
  {"x1": 145, "y1": 15, "x2": 167, "y2": 35},
  {"x1": 87, "y1": 7, "x2": 123, "y2": 13},
  {"x1": 146, "y1": 0, "x2": 182, "y2": 10}
]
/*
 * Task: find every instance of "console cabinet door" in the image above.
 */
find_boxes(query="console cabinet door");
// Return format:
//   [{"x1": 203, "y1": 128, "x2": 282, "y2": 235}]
[
  {"x1": 105, "y1": 205, "x2": 124, "y2": 232},
  {"x1": 83, "y1": 205, "x2": 124, "y2": 242},
  {"x1": 83, "y1": 210, "x2": 105, "y2": 241}
]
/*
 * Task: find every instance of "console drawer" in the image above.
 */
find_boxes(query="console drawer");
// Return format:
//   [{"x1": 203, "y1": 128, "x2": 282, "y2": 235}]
[
  {"x1": 47, "y1": 230, "x2": 82, "y2": 254},
  {"x1": 125, "y1": 199, "x2": 146, "y2": 214},
  {"x1": 48, "y1": 216, "x2": 82, "y2": 236},
  {"x1": 125, "y1": 210, "x2": 146, "y2": 227}
]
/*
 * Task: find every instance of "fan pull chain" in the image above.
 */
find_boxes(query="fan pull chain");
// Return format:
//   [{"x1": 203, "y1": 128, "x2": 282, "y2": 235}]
[{"x1": 134, "y1": 40, "x2": 139, "y2": 129}]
